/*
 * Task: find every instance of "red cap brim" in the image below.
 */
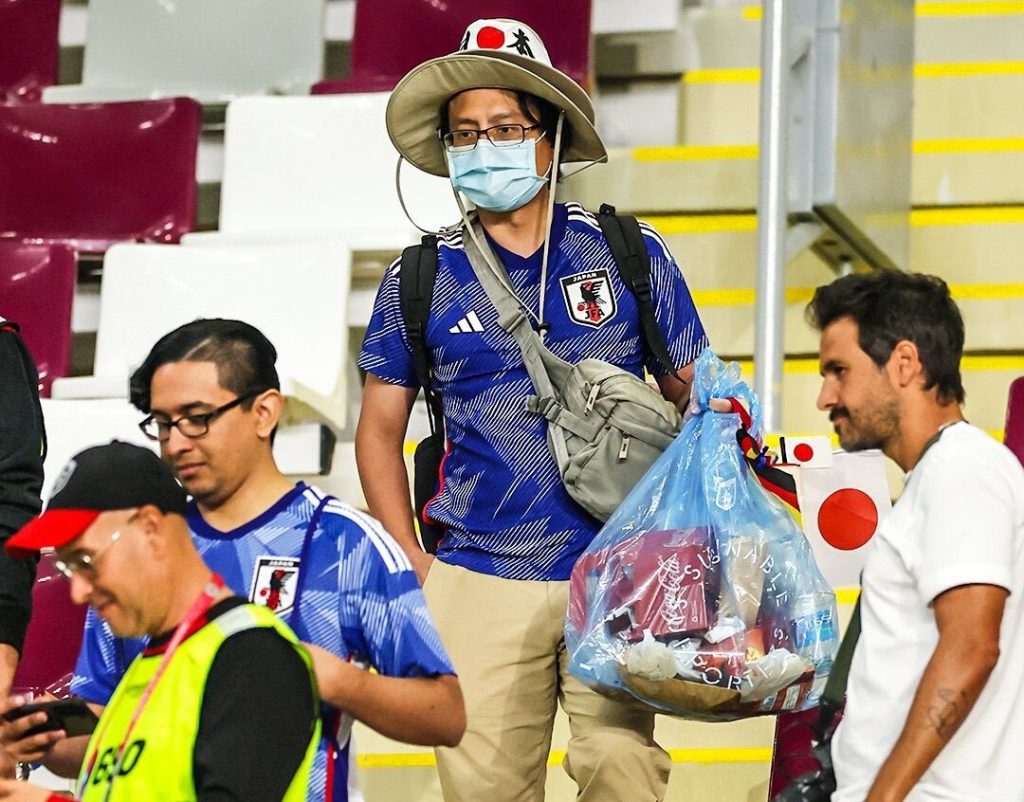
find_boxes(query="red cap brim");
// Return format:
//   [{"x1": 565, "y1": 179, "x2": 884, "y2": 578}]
[{"x1": 5, "y1": 509, "x2": 101, "y2": 556}]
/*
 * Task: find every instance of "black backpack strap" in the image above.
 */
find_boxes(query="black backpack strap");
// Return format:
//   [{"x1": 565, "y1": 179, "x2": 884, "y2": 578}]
[
  {"x1": 399, "y1": 235, "x2": 444, "y2": 434},
  {"x1": 397, "y1": 238, "x2": 448, "y2": 554},
  {"x1": 595, "y1": 204, "x2": 681, "y2": 380},
  {"x1": 814, "y1": 596, "x2": 861, "y2": 740}
]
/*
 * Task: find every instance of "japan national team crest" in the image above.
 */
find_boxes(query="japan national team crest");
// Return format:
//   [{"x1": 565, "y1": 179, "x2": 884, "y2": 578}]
[
  {"x1": 560, "y1": 269, "x2": 617, "y2": 328},
  {"x1": 249, "y1": 556, "x2": 301, "y2": 615}
]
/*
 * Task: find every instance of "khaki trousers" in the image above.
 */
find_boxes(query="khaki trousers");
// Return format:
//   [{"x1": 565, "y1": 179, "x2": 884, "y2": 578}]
[{"x1": 423, "y1": 559, "x2": 670, "y2": 802}]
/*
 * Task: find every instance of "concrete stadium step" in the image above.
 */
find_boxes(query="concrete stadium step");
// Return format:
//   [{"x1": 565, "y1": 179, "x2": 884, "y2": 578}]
[
  {"x1": 678, "y1": 68, "x2": 1024, "y2": 160},
  {"x1": 674, "y1": 4, "x2": 1024, "y2": 142},
  {"x1": 564, "y1": 142, "x2": 1024, "y2": 209},
  {"x1": 594, "y1": 209, "x2": 1024, "y2": 346},
  {"x1": 595, "y1": 4, "x2": 1024, "y2": 210}
]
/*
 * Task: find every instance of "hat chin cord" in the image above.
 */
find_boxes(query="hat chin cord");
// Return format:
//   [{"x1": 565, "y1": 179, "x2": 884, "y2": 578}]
[
  {"x1": 451, "y1": 111, "x2": 566, "y2": 337},
  {"x1": 395, "y1": 155, "x2": 443, "y2": 235},
  {"x1": 395, "y1": 153, "x2": 526, "y2": 312},
  {"x1": 536, "y1": 111, "x2": 564, "y2": 339}
]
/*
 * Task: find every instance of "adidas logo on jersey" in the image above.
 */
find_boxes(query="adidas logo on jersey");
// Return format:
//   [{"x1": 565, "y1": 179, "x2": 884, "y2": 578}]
[{"x1": 449, "y1": 311, "x2": 485, "y2": 334}]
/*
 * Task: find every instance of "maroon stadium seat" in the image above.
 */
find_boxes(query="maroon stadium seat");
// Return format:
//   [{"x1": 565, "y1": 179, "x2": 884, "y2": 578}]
[
  {"x1": 11, "y1": 553, "x2": 88, "y2": 697},
  {"x1": 0, "y1": 0, "x2": 61, "y2": 103},
  {"x1": 312, "y1": 0, "x2": 592, "y2": 95},
  {"x1": 0, "y1": 242, "x2": 76, "y2": 397},
  {"x1": 0, "y1": 98, "x2": 201, "y2": 254},
  {"x1": 1006, "y1": 377, "x2": 1024, "y2": 467},
  {"x1": 768, "y1": 706, "x2": 830, "y2": 796}
]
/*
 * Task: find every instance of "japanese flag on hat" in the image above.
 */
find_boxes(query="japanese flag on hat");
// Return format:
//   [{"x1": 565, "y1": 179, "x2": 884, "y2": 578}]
[
  {"x1": 387, "y1": 18, "x2": 607, "y2": 178},
  {"x1": 459, "y1": 19, "x2": 554, "y2": 65}
]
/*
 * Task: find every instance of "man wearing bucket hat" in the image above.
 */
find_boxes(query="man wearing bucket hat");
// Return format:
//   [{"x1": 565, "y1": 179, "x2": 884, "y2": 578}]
[
  {"x1": 0, "y1": 441, "x2": 319, "y2": 802},
  {"x1": 358, "y1": 18, "x2": 709, "y2": 801}
]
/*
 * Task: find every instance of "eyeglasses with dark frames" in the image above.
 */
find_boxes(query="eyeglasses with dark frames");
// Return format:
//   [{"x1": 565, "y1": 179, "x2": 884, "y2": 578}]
[
  {"x1": 138, "y1": 390, "x2": 262, "y2": 443},
  {"x1": 442, "y1": 123, "x2": 544, "y2": 152}
]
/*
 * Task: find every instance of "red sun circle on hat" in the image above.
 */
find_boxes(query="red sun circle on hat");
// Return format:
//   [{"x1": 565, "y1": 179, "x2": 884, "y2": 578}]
[
  {"x1": 476, "y1": 26, "x2": 506, "y2": 50},
  {"x1": 793, "y1": 442, "x2": 815, "y2": 462},
  {"x1": 817, "y1": 488, "x2": 878, "y2": 551}
]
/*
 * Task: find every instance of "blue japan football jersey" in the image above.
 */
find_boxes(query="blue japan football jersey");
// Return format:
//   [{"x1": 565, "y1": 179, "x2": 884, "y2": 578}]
[{"x1": 358, "y1": 203, "x2": 709, "y2": 581}]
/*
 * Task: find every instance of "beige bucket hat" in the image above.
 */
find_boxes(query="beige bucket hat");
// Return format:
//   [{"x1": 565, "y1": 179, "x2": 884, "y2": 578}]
[{"x1": 386, "y1": 18, "x2": 607, "y2": 178}]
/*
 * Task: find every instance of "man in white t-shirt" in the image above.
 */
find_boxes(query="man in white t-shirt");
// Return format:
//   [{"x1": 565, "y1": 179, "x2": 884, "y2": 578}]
[{"x1": 807, "y1": 271, "x2": 1024, "y2": 802}]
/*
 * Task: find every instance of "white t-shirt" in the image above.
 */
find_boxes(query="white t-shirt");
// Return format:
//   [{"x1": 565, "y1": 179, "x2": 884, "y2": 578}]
[{"x1": 833, "y1": 422, "x2": 1024, "y2": 802}]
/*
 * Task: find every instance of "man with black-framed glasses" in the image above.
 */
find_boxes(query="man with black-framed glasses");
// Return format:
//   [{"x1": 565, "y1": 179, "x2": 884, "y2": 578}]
[
  {"x1": 442, "y1": 122, "x2": 543, "y2": 151},
  {"x1": 137, "y1": 390, "x2": 261, "y2": 444},
  {"x1": 358, "y1": 17, "x2": 707, "y2": 801},
  {"x1": 1, "y1": 319, "x2": 463, "y2": 802},
  {"x1": 0, "y1": 441, "x2": 319, "y2": 802}
]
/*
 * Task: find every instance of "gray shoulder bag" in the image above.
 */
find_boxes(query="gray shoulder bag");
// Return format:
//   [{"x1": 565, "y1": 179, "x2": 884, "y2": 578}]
[{"x1": 463, "y1": 223, "x2": 681, "y2": 520}]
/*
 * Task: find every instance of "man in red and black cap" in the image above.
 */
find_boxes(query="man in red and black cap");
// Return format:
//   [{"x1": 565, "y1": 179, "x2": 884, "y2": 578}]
[{"x1": 0, "y1": 441, "x2": 318, "y2": 802}]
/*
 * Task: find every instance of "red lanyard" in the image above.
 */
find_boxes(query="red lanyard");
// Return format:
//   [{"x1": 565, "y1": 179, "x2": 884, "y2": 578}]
[{"x1": 84, "y1": 573, "x2": 226, "y2": 800}]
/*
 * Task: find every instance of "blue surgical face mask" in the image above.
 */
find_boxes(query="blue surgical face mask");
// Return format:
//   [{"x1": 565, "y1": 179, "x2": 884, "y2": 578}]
[{"x1": 445, "y1": 136, "x2": 549, "y2": 213}]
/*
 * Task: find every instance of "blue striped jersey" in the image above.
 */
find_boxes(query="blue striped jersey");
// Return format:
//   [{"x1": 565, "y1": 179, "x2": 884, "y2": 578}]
[
  {"x1": 72, "y1": 483, "x2": 454, "y2": 802},
  {"x1": 358, "y1": 202, "x2": 708, "y2": 581}
]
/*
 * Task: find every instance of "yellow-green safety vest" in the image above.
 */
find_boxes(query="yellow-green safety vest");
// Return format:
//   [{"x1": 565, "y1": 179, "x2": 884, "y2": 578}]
[{"x1": 78, "y1": 603, "x2": 320, "y2": 802}]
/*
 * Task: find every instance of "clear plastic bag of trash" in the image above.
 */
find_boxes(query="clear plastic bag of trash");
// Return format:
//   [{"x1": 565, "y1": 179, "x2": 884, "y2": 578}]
[{"x1": 566, "y1": 350, "x2": 839, "y2": 721}]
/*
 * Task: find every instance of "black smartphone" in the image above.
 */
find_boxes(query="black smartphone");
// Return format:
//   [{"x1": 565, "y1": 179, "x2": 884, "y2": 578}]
[{"x1": 2, "y1": 698, "x2": 99, "y2": 738}]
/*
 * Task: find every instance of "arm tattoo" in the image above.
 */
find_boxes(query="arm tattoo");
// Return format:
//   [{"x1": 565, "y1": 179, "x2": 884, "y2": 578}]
[{"x1": 926, "y1": 688, "x2": 968, "y2": 741}]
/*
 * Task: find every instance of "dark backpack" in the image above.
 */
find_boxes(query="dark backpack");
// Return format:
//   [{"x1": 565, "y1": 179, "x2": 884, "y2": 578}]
[{"x1": 398, "y1": 204, "x2": 678, "y2": 554}]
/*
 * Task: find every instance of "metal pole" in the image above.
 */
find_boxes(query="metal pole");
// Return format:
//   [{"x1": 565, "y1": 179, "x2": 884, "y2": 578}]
[{"x1": 755, "y1": 0, "x2": 789, "y2": 433}]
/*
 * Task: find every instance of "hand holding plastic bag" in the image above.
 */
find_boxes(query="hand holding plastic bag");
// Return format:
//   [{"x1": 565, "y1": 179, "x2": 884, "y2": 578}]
[{"x1": 566, "y1": 349, "x2": 838, "y2": 721}]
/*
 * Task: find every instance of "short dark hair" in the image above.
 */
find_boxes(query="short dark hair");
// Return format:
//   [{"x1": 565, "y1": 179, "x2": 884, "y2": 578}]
[
  {"x1": 129, "y1": 319, "x2": 280, "y2": 413},
  {"x1": 806, "y1": 271, "x2": 965, "y2": 405},
  {"x1": 441, "y1": 90, "x2": 574, "y2": 156}
]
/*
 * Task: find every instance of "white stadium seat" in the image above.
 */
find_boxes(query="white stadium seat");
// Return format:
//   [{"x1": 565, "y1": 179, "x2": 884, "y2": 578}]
[
  {"x1": 184, "y1": 93, "x2": 459, "y2": 246},
  {"x1": 51, "y1": 240, "x2": 351, "y2": 437},
  {"x1": 39, "y1": 398, "x2": 157, "y2": 501},
  {"x1": 43, "y1": 0, "x2": 325, "y2": 104},
  {"x1": 181, "y1": 94, "x2": 459, "y2": 328}
]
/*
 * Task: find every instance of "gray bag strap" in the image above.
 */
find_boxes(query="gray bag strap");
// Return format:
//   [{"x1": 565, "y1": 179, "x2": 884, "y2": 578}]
[{"x1": 461, "y1": 221, "x2": 574, "y2": 469}]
